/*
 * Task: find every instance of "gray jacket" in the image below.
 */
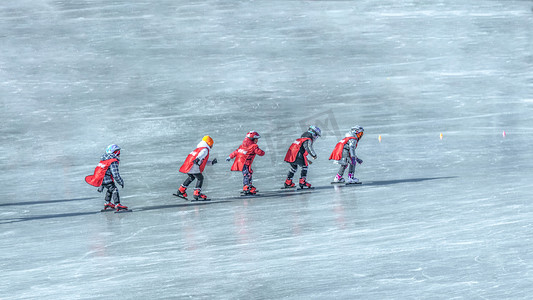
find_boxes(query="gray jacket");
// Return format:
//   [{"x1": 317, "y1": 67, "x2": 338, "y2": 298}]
[{"x1": 101, "y1": 153, "x2": 123, "y2": 186}]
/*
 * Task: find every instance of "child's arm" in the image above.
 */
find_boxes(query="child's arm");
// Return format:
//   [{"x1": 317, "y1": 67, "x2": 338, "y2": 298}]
[
  {"x1": 303, "y1": 140, "x2": 317, "y2": 158},
  {"x1": 254, "y1": 146, "x2": 265, "y2": 156}
]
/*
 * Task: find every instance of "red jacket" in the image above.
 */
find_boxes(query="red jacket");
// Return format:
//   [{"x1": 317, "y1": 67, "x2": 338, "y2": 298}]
[
  {"x1": 179, "y1": 146, "x2": 210, "y2": 173},
  {"x1": 85, "y1": 158, "x2": 118, "y2": 187},
  {"x1": 229, "y1": 138, "x2": 265, "y2": 171},
  {"x1": 284, "y1": 137, "x2": 311, "y2": 166},
  {"x1": 329, "y1": 137, "x2": 357, "y2": 160}
]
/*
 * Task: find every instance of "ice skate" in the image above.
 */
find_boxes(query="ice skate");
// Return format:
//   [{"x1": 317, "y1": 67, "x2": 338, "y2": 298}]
[
  {"x1": 242, "y1": 185, "x2": 257, "y2": 195},
  {"x1": 115, "y1": 203, "x2": 128, "y2": 211},
  {"x1": 346, "y1": 173, "x2": 361, "y2": 184},
  {"x1": 299, "y1": 177, "x2": 313, "y2": 189},
  {"x1": 193, "y1": 189, "x2": 209, "y2": 201},
  {"x1": 283, "y1": 178, "x2": 295, "y2": 188},
  {"x1": 101, "y1": 202, "x2": 115, "y2": 212},
  {"x1": 173, "y1": 185, "x2": 188, "y2": 200},
  {"x1": 331, "y1": 174, "x2": 345, "y2": 184}
]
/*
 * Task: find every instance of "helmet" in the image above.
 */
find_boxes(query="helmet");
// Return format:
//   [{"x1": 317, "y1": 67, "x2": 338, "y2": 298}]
[
  {"x1": 202, "y1": 135, "x2": 214, "y2": 147},
  {"x1": 308, "y1": 125, "x2": 321, "y2": 137},
  {"x1": 106, "y1": 144, "x2": 121, "y2": 156},
  {"x1": 351, "y1": 126, "x2": 364, "y2": 139},
  {"x1": 246, "y1": 131, "x2": 261, "y2": 140}
]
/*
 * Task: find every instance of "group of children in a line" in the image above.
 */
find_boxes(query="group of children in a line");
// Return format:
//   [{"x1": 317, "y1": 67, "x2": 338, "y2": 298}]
[{"x1": 86, "y1": 125, "x2": 364, "y2": 210}]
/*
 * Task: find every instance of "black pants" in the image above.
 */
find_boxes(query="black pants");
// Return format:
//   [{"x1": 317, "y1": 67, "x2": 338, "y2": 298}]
[
  {"x1": 287, "y1": 161, "x2": 308, "y2": 180},
  {"x1": 103, "y1": 182, "x2": 120, "y2": 204},
  {"x1": 182, "y1": 173, "x2": 204, "y2": 189}
]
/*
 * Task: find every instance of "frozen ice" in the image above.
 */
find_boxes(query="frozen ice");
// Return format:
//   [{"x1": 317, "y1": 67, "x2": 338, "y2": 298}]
[{"x1": 1, "y1": 0, "x2": 533, "y2": 299}]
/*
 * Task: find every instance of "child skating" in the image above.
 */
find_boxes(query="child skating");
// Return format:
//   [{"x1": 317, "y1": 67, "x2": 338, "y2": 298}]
[
  {"x1": 85, "y1": 144, "x2": 129, "y2": 211},
  {"x1": 329, "y1": 126, "x2": 364, "y2": 184},
  {"x1": 226, "y1": 131, "x2": 265, "y2": 195},
  {"x1": 283, "y1": 125, "x2": 321, "y2": 189},
  {"x1": 175, "y1": 136, "x2": 217, "y2": 201}
]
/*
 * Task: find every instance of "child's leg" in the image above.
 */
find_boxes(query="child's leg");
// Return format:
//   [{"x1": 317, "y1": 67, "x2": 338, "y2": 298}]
[
  {"x1": 243, "y1": 165, "x2": 252, "y2": 186},
  {"x1": 106, "y1": 183, "x2": 120, "y2": 204},
  {"x1": 348, "y1": 161, "x2": 356, "y2": 174},
  {"x1": 337, "y1": 164, "x2": 348, "y2": 176},
  {"x1": 194, "y1": 173, "x2": 204, "y2": 189},
  {"x1": 300, "y1": 165, "x2": 308, "y2": 179},
  {"x1": 104, "y1": 184, "x2": 113, "y2": 203},
  {"x1": 182, "y1": 174, "x2": 196, "y2": 187},
  {"x1": 337, "y1": 149, "x2": 351, "y2": 177},
  {"x1": 287, "y1": 163, "x2": 298, "y2": 180}
]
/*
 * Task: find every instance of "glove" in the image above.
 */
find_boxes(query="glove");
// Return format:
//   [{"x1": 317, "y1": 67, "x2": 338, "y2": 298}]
[
  {"x1": 193, "y1": 158, "x2": 200, "y2": 165},
  {"x1": 226, "y1": 157, "x2": 231, "y2": 162},
  {"x1": 97, "y1": 186, "x2": 104, "y2": 193},
  {"x1": 356, "y1": 158, "x2": 363, "y2": 164},
  {"x1": 120, "y1": 182, "x2": 124, "y2": 189},
  {"x1": 312, "y1": 155, "x2": 317, "y2": 160},
  {"x1": 212, "y1": 158, "x2": 218, "y2": 165}
]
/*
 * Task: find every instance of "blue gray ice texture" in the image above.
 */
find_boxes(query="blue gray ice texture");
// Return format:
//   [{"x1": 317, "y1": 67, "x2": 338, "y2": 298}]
[{"x1": 1, "y1": 0, "x2": 533, "y2": 299}]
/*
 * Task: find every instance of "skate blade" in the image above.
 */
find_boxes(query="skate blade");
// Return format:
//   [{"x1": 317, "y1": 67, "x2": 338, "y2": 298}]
[
  {"x1": 173, "y1": 193, "x2": 189, "y2": 201},
  {"x1": 191, "y1": 198, "x2": 211, "y2": 202},
  {"x1": 100, "y1": 209, "x2": 115, "y2": 212},
  {"x1": 296, "y1": 187, "x2": 315, "y2": 190},
  {"x1": 346, "y1": 182, "x2": 362, "y2": 185},
  {"x1": 330, "y1": 182, "x2": 345, "y2": 184},
  {"x1": 114, "y1": 209, "x2": 133, "y2": 213}
]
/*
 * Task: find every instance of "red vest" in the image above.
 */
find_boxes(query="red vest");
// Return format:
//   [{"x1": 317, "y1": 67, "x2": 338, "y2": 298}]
[
  {"x1": 329, "y1": 137, "x2": 357, "y2": 160},
  {"x1": 230, "y1": 142, "x2": 265, "y2": 171},
  {"x1": 179, "y1": 147, "x2": 210, "y2": 173},
  {"x1": 284, "y1": 137, "x2": 311, "y2": 165},
  {"x1": 85, "y1": 158, "x2": 118, "y2": 187}
]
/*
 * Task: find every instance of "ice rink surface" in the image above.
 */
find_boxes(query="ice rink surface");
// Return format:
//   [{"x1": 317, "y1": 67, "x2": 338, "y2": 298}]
[{"x1": 1, "y1": 0, "x2": 533, "y2": 299}]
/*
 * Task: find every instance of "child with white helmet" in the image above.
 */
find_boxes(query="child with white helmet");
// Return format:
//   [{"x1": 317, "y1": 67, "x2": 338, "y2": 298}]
[
  {"x1": 283, "y1": 125, "x2": 321, "y2": 189},
  {"x1": 85, "y1": 144, "x2": 128, "y2": 211},
  {"x1": 175, "y1": 136, "x2": 218, "y2": 201},
  {"x1": 329, "y1": 126, "x2": 364, "y2": 184}
]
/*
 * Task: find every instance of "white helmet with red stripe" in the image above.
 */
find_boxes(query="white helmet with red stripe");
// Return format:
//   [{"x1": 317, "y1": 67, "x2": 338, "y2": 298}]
[
  {"x1": 246, "y1": 131, "x2": 261, "y2": 140},
  {"x1": 106, "y1": 144, "x2": 121, "y2": 156}
]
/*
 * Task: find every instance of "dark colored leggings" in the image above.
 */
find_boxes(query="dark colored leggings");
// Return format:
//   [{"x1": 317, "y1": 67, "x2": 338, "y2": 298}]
[
  {"x1": 287, "y1": 163, "x2": 308, "y2": 179},
  {"x1": 243, "y1": 164, "x2": 253, "y2": 186},
  {"x1": 182, "y1": 173, "x2": 204, "y2": 189},
  {"x1": 103, "y1": 182, "x2": 120, "y2": 204}
]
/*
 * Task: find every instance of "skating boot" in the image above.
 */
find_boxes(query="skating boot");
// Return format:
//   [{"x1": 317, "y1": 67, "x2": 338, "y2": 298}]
[
  {"x1": 299, "y1": 177, "x2": 312, "y2": 189},
  {"x1": 284, "y1": 178, "x2": 295, "y2": 188},
  {"x1": 173, "y1": 185, "x2": 188, "y2": 199},
  {"x1": 346, "y1": 173, "x2": 360, "y2": 184},
  {"x1": 249, "y1": 185, "x2": 257, "y2": 194},
  {"x1": 242, "y1": 185, "x2": 251, "y2": 195},
  {"x1": 115, "y1": 203, "x2": 129, "y2": 211},
  {"x1": 333, "y1": 174, "x2": 345, "y2": 183},
  {"x1": 193, "y1": 189, "x2": 209, "y2": 201},
  {"x1": 103, "y1": 202, "x2": 115, "y2": 210}
]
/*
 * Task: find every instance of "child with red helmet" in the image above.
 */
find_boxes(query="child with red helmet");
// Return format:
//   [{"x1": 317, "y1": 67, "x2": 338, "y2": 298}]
[
  {"x1": 226, "y1": 131, "x2": 265, "y2": 195},
  {"x1": 174, "y1": 136, "x2": 218, "y2": 201}
]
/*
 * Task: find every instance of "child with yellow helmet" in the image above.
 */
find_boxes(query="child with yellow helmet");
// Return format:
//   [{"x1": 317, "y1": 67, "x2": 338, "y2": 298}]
[{"x1": 175, "y1": 136, "x2": 217, "y2": 201}]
